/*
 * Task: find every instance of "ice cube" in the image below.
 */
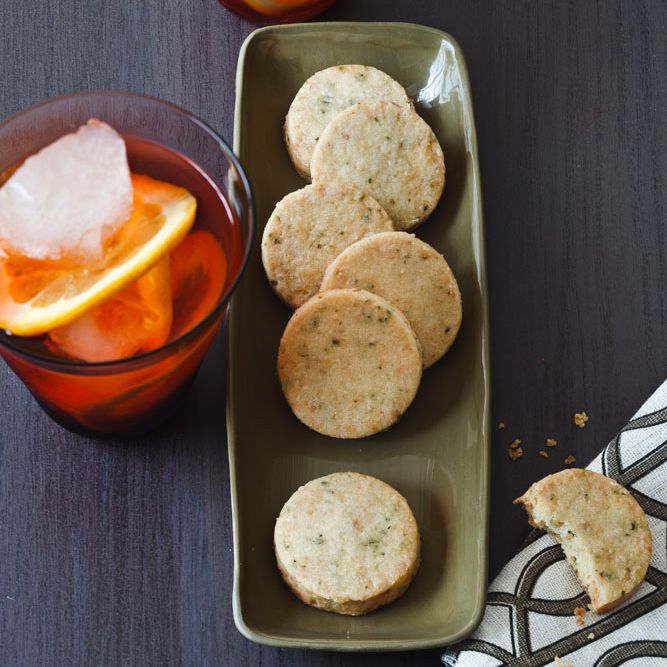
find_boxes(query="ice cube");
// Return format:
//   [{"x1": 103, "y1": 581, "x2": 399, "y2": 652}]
[
  {"x1": 0, "y1": 119, "x2": 133, "y2": 265},
  {"x1": 48, "y1": 257, "x2": 173, "y2": 362}
]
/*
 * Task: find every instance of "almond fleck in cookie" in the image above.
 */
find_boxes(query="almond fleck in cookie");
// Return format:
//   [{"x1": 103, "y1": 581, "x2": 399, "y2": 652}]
[
  {"x1": 274, "y1": 472, "x2": 420, "y2": 615},
  {"x1": 284, "y1": 65, "x2": 411, "y2": 180},
  {"x1": 278, "y1": 288, "x2": 422, "y2": 438},
  {"x1": 262, "y1": 184, "x2": 393, "y2": 308},
  {"x1": 514, "y1": 469, "x2": 652, "y2": 612},
  {"x1": 310, "y1": 101, "x2": 445, "y2": 230},
  {"x1": 321, "y1": 231, "x2": 461, "y2": 367}
]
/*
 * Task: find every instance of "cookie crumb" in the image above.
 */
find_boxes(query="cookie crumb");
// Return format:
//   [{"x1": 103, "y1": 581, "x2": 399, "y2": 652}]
[
  {"x1": 564, "y1": 455, "x2": 576, "y2": 465},
  {"x1": 587, "y1": 632, "x2": 595, "y2": 640},
  {"x1": 508, "y1": 439, "x2": 523, "y2": 461},
  {"x1": 538, "y1": 450, "x2": 549, "y2": 459},
  {"x1": 554, "y1": 656, "x2": 574, "y2": 667},
  {"x1": 574, "y1": 606, "x2": 586, "y2": 625},
  {"x1": 498, "y1": 422, "x2": 505, "y2": 430},
  {"x1": 546, "y1": 438, "x2": 557, "y2": 448},
  {"x1": 574, "y1": 412, "x2": 589, "y2": 428}
]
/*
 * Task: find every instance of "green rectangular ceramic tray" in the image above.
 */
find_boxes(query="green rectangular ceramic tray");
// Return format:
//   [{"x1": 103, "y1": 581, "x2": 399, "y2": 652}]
[{"x1": 229, "y1": 22, "x2": 490, "y2": 651}]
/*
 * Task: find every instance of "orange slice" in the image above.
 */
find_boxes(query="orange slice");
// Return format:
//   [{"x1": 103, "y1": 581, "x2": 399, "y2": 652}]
[
  {"x1": 47, "y1": 256, "x2": 173, "y2": 362},
  {"x1": 0, "y1": 173, "x2": 196, "y2": 337},
  {"x1": 169, "y1": 230, "x2": 227, "y2": 337}
]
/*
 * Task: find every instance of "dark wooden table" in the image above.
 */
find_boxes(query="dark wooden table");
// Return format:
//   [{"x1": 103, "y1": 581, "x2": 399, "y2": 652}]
[{"x1": 1, "y1": 1, "x2": 665, "y2": 665}]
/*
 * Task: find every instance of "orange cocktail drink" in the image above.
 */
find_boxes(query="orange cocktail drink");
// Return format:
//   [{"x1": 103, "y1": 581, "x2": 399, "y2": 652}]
[
  {"x1": 0, "y1": 93, "x2": 253, "y2": 436},
  {"x1": 220, "y1": 0, "x2": 335, "y2": 21}
]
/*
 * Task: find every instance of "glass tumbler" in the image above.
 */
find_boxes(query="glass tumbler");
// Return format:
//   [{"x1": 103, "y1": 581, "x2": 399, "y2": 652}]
[
  {"x1": 0, "y1": 92, "x2": 254, "y2": 437},
  {"x1": 219, "y1": 0, "x2": 335, "y2": 22}
]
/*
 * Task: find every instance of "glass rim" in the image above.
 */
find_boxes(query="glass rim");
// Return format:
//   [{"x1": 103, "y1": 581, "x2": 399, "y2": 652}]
[{"x1": 0, "y1": 90, "x2": 255, "y2": 371}]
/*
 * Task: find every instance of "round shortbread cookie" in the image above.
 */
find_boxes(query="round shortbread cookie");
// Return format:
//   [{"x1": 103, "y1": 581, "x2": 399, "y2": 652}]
[
  {"x1": 321, "y1": 231, "x2": 462, "y2": 368},
  {"x1": 277, "y1": 288, "x2": 422, "y2": 439},
  {"x1": 284, "y1": 65, "x2": 411, "y2": 180},
  {"x1": 515, "y1": 469, "x2": 652, "y2": 613},
  {"x1": 274, "y1": 471, "x2": 420, "y2": 616},
  {"x1": 262, "y1": 184, "x2": 394, "y2": 308},
  {"x1": 310, "y1": 101, "x2": 445, "y2": 230}
]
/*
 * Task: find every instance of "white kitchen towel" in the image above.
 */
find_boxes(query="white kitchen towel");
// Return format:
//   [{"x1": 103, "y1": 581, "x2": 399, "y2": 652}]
[{"x1": 443, "y1": 379, "x2": 667, "y2": 667}]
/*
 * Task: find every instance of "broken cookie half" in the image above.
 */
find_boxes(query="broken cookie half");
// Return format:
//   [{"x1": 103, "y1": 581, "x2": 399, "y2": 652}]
[{"x1": 514, "y1": 469, "x2": 652, "y2": 612}]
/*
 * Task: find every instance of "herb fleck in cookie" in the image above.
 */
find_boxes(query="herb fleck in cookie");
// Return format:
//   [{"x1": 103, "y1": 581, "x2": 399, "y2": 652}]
[
  {"x1": 310, "y1": 101, "x2": 445, "y2": 230},
  {"x1": 284, "y1": 65, "x2": 411, "y2": 180},
  {"x1": 274, "y1": 472, "x2": 420, "y2": 615},
  {"x1": 262, "y1": 184, "x2": 393, "y2": 308},
  {"x1": 514, "y1": 469, "x2": 652, "y2": 613},
  {"x1": 321, "y1": 231, "x2": 461, "y2": 367},
  {"x1": 278, "y1": 288, "x2": 422, "y2": 438}
]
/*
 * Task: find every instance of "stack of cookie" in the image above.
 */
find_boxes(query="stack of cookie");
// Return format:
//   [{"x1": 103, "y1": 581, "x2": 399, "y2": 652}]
[{"x1": 262, "y1": 64, "x2": 462, "y2": 439}]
